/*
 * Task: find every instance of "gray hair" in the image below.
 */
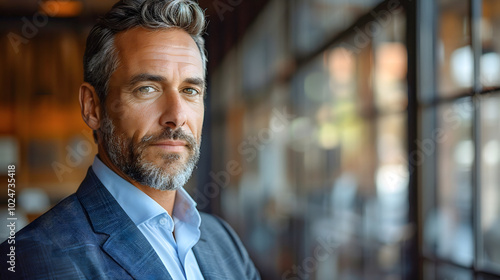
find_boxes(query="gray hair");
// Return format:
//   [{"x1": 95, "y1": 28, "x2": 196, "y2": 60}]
[{"x1": 83, "y1": 0, "x2": 207, "y2": 103}]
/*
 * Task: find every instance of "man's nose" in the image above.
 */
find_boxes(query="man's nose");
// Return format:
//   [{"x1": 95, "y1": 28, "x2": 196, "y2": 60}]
[{"x1": 159, "y1": 89, "x2": 187, "y2": 130}]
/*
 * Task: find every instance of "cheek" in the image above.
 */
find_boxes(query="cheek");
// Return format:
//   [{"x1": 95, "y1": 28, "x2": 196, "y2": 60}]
[
  {"x1": 112, "y1": 103, "x2": 160, "y2": 139},
  {"x1": 190, "y1": 106, "x2": 204, "y2": 138}
]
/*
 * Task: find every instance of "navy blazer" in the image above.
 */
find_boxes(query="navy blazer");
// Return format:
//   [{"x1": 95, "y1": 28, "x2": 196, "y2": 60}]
[{"x1": 1, "y1": 168, "x2": 260, "y2": 280}]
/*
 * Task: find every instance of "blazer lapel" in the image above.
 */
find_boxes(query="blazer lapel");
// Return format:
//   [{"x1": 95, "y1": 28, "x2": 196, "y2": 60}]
[{"x1": 76, "y1": 168, "x2": 172, "y2": 280}]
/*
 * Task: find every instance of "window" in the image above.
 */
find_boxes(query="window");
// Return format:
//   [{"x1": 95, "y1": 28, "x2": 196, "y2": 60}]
[
  {"x1": 419, "y1": 0, "x2": 500, "y2": 278},
  {"x1": 207, "y1": 0, "x2": 500, "y2": 279}
]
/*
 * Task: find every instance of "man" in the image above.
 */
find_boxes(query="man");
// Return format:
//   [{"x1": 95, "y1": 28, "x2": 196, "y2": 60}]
[{"x1": 1, "y1": 0, "x2": 260, "y2": 279}]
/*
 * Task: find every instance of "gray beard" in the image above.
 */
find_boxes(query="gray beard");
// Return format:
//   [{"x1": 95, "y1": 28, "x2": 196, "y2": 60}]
[{"x1": 99, "y1": 114, "x2": 200, "y2": 191}]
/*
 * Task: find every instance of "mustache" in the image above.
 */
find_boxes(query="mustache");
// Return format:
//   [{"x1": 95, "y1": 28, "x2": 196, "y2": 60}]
[{"x1": 140, "y1": 128, "x2": 197, "y2": 150}]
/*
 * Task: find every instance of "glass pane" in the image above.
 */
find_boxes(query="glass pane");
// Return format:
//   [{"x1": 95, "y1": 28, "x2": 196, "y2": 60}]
[
  {"x1": 436, "y1": 264, "x2": 473, "y2": 280},
  {"x1": 292, "y1": 0, "x2": 384, "y2": 55},
  {"x1": 375, "y1": 114, "x2": 408, "y2": 244},
  {"x1": 436, "y1": 98, "x2": 474, "y2": 265},
  {"x1": 241, "y1": 0, "x2": 286, "y2": 94},
  {"x1": 480, "y1": 93, "x2": 500, "y2": 269},
  {"x1": 478, "y1": 274, "x2": 500, "y2": 280},
  {"x1": 370, "y1": 114, "x2": 408, "y2": 277},
  {"x1": 423, "y1": 261, "x2": 436, "y2": 280},
  {"x1": 422, "y1": 100, "x2": 475, "y2": 266},
  {"x1": 286, "y1": 45, "x2": 373, "y2": 279},
  {"x1": 481, "y1": 0, "x2": 500, "y2": 88},
  {"x1": 421, "y1": 107, "x2": 438, "y2": 256},
  {"x1": 424, "y1": 262, "x2": 474, "y2": 280},
  {"x1": 438, "y1": 0, "x2": 472, "y2": 96}
]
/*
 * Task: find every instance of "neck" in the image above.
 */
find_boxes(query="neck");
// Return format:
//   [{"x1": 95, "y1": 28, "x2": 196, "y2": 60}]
[
  {"x1": 97, "y1": 150, "x2": 176, "y2": 216},
  {"x1": 134, "y1": 184, "x2": 176, "y2": 217}
]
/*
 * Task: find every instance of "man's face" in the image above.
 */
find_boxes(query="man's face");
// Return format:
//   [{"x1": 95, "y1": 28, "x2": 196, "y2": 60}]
[{"x1": 99, "y1": 27, "x2": 205, "y2": 191}]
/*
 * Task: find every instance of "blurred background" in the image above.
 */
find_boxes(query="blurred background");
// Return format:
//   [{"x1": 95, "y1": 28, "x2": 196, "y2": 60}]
[{"x1": 1, "y1": 0, "x2": 500, "y2": 279}]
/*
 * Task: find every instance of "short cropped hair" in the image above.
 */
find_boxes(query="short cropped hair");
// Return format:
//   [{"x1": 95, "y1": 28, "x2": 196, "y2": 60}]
[{"x1": 83, "y1": 0, "x2": 207, "y2": 103}]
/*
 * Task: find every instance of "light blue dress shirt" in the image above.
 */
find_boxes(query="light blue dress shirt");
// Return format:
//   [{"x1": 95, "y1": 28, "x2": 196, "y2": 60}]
[{"x1": 92, "y1": 156, "x2": 204, "y2": 280}]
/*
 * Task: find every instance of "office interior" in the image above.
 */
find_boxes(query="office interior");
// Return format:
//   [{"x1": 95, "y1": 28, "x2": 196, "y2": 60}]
[{"x1": 1, "y1": 0, "x2": 500, "y2": 279}]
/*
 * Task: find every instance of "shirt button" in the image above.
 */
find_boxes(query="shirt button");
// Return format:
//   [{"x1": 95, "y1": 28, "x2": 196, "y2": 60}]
[{"x1": 159, "y1": 218, "x2": 167, "y2": 225}]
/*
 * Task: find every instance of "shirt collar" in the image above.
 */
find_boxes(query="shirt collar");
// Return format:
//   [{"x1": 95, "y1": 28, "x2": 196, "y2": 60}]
[
  {"x1": 173, "y1": 183, "x2": 201, "y2": 229},
  {"x1": 91, "y1": 156, "x2": 200, "y2": 229}
]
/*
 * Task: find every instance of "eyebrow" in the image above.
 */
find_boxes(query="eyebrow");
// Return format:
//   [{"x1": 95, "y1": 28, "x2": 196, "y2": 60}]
[
  {"x1": 127, "y1": 73, "x2": 166, "y2": 87},
  {"x1": 126, "y1": 73, "x2": 205, "y2": 90},
  {"x1": 184, "y1": 77, "x2": 206, "y2": 90}
]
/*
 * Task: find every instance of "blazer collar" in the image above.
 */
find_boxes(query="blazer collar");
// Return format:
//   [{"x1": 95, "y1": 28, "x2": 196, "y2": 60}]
[{"x1": 76, "y1": 168, "x2": 172, "y2": 280}]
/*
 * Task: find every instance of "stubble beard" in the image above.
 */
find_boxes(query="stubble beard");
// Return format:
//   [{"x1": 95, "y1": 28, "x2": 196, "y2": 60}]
[{"x1": 99, "y1": 113, "x2": 200, "y2": 191}]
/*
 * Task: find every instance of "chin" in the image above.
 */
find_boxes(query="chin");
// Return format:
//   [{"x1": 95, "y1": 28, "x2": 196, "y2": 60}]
[{"x1": 151, "y1": 157, "x2": 188, "y2": 171}]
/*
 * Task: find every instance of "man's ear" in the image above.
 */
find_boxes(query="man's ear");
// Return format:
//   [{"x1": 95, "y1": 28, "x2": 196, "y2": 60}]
[{"x1": 79, "y1": 82, "x2": 101, "y2": 130}]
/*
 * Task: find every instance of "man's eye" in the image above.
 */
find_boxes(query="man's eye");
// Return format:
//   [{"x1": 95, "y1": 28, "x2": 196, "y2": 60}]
[
  {"x1": 183, "y1": 88, "x2": 200, "y2": 95},
  {"x1": 137, "y1": 86, "x2": 156, "y2": 94}
]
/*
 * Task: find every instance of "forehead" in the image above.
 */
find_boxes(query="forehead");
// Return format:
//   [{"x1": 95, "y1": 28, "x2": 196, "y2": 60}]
[{"x1": 113, "y1": 27, "x2": 203, "y2": 75}]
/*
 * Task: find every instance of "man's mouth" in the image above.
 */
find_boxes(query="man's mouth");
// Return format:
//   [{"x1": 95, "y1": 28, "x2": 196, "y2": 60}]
[{"x1": 150, "y1": 140, "x2": 188, "y2": 152}]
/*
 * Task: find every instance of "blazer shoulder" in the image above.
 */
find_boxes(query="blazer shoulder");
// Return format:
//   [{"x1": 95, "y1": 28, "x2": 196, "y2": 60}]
[
  {"x1": 1, "y1": 194, "x2": 92, "y2": 279},
  {"x1": 199, "y1": 212, "x2": 246, "y2": 257},
  {"x1": 13, "y1": 193, "x2": 91, "y2": 246},
  {"x1": 198, "y1": 212, "x2": 261, "y2": 280}
]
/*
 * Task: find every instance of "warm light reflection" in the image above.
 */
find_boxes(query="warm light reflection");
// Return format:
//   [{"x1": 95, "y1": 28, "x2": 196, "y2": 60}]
[
  {"x1": 375, "y1": 43, "x2": 407, "y2": 80},
  {"x1": 40, "y1": 0, "x2": 83, "y2": 18},
  {"x1": 325, "y1": 47, "x2": 356, "y2": 100},
  {"x1": 327, "y1": 47, "x2": 355, "y2": 84},
  {"x1": 374, "y1": 42, "x2": 408, "y2": 111}
]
